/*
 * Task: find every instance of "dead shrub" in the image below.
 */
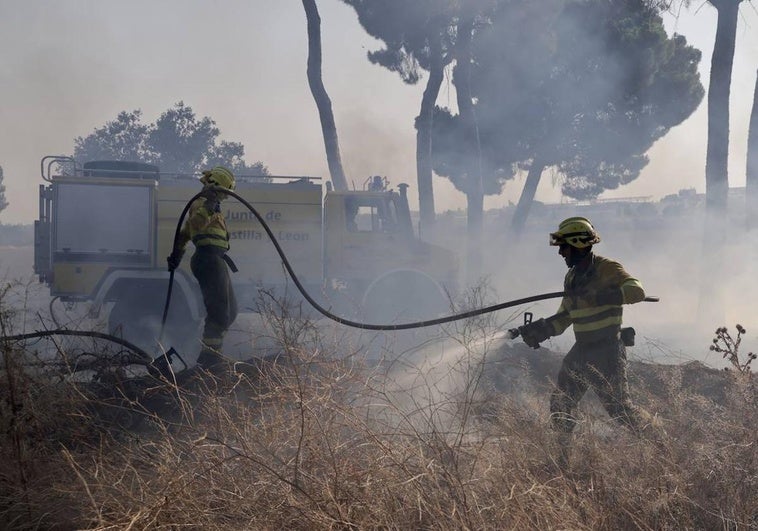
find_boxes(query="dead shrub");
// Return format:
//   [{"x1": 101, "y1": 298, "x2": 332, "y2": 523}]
[{"x1": 0, "y1": 284, "x2": 756, "y2": 530}]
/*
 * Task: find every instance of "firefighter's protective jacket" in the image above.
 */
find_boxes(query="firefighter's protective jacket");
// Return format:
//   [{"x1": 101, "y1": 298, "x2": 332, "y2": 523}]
[
  {"x1": 176, "y1": 192, "x2": 230, "y2": 252},
  {"x1": 547, "y1": 254, "x2": 645, "y2": 343}
]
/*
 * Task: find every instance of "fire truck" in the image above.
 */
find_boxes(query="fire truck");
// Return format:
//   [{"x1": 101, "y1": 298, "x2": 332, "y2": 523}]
[{"x1": 34, "y1": 157, "x2": 459, "y2": 351}]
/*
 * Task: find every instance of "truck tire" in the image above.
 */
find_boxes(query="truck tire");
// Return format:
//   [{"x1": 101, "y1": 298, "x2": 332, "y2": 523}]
[
  {"x1": 108, "y1": 291, "x2": 199, "y2": 357},
  {"x1": 361, "y1": 269, "x2": 449, "y2": 324}
]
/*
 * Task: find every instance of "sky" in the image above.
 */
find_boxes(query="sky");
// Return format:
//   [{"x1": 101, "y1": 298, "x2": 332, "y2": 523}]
[{"x1": 0, "y1": 0, "x2": 757, "y2": 225}]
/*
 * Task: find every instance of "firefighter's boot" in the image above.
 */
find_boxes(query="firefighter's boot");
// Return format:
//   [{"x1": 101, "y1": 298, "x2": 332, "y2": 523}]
[
  {"x1": 196, "y1": 349, "x2": 224, "y2": 370},
  {"x1": 196, "y1": 338, "x2": 227, "y2": 375}
]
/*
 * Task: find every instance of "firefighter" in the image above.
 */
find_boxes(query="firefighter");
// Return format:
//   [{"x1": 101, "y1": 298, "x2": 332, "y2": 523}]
[
  {"x1": 518, "y1": 217, "x2": 645, "y2": 452},
  {"x1": 167, "y1": 166, "x2": 238, "y2": 372}
]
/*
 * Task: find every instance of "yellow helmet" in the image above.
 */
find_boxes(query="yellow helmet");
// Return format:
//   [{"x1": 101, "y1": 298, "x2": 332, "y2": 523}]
[
  {"x1": 549, "y1": 217, "x2": 600, "y2": 248},
  {"x1": 200, "y1": 166, "x2": 236, "y2": 190}
]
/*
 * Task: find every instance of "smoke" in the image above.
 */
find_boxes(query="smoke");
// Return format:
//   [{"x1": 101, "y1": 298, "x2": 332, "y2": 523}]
[
  {"x1": 2, "y1": 1, "x2": 757, "y2": 371},
  {"x1": 460, "y1": 196, "x2": 758, "y2": 369},
  {"x1": 338, "y1": 111, "x2": 417, "y2": 191},
  {"x1": 407, "y1": 2, "x2": 758, "y2": 370}
]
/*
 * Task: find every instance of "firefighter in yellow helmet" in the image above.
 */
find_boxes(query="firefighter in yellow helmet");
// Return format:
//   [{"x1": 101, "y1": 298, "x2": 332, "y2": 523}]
[
  {"x1": 167, "y1": 166, "x2": 238, "y2": 372},
  {"x1": 517, "y1": 217, "x2": 646, "y2": 455}
]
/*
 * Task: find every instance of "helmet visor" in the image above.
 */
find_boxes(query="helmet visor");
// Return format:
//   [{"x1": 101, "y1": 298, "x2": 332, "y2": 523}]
[
  {"x1": 549, "y1": 232, "x2": 565, "y2": 246},
  {"x1": 550, "y1": 231, "x2": 597, "y2": 248}
]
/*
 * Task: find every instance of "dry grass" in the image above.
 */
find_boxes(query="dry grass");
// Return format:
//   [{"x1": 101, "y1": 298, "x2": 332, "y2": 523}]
[{"x1": 1, "y1": 287, "x2": 756, "y2": 530}]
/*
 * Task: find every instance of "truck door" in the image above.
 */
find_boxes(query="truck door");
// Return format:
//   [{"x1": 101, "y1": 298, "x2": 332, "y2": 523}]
[
  {"x1": 324, "y1": 193, "x2": 401, "y2": 284},
  {"x1": 324, "y1": 191, "x2": 455, "y2": 322}
]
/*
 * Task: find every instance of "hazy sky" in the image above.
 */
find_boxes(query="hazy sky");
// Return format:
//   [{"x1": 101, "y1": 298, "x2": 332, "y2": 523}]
[{"x1": 0, "y1": 0, "x2": 756, "y2": 224}]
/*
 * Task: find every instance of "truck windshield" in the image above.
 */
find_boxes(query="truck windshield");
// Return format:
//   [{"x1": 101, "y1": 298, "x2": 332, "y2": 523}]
[{"x1": 346, "y1": 197, "x2": 397, "y2": 233}]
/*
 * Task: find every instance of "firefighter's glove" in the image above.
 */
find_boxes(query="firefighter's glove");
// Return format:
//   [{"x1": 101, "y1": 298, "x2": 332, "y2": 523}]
[
  {"x1": 167, "y1": 248, "x2": 185, "y2": 272},
  {"x1": 518, "y1": 318, "x2": 552, "y2": 349}
]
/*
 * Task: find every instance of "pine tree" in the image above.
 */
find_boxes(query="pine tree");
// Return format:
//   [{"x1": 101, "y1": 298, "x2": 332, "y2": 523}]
[{"x1": 0, "y1": 165, "x2": 8, "y2": 214}]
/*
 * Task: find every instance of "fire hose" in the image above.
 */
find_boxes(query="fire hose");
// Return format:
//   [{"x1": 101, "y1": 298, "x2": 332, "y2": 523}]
[
  {"x1": 160, "y1": 187, "x2": 659, "y2": 335},
  {"x1": 1, "y1": 187, "x2": 658, "y2": 374}
]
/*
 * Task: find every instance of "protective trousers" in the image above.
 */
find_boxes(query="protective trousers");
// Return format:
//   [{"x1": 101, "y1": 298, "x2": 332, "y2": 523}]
[
  {"x1": 550, "y1": 336, "x2": 641, "y2": 434},
  {"x1": 191, "y1": 247, "x2": 238, "y2": 368}
]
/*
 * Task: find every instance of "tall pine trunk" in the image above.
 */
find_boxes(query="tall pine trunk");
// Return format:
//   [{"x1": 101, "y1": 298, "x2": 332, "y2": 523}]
[
  {"x1": 511, "y1": 156, "x2": 546, "y2": 234},
  {"x1": 455, "y1": 13, "x2": 484, "y2": 283},
  {"x1": 699, "y1": 0, "x2": 742, "y2": 325},
  {"x1": 416, "y1": 37, "x2": 443, "y2": 231},
  {"x1": 747, "y1": 70, "x2": 758, "y2": 230},
  {"x1": 0, "y1": 166, "x2": 7, "y2": 214},
  {"x1": 302, "y1": 0, "x2": 348, "y2": 191},
  {"x1": 705, "y1": 0, "x2": 740, "y2": 215}
]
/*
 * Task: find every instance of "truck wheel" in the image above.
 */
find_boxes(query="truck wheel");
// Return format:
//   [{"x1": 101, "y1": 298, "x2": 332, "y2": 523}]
[
  {"x1": 108, "y1": 296, "x2": 162, "y2": 353},
  {"x1": 108, "y1": 292, "x2": 199, "y2": 356},
  {"x1": 361, "y1": 270, "x2": 449, "y2": 324}
]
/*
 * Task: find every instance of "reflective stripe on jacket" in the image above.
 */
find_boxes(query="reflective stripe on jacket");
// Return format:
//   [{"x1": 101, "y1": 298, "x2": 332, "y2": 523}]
[
  {"x1": 176, "y1": 195, "x2": 230, "y2": 252},
  {"x1": 547, "y1": 254, "x2": 644, "y2": 343}
]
